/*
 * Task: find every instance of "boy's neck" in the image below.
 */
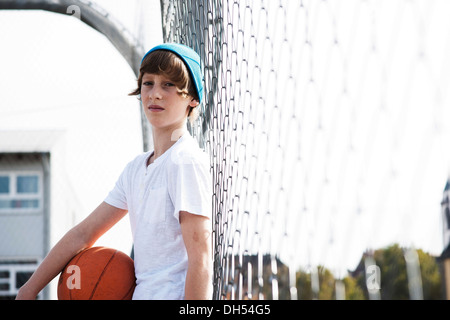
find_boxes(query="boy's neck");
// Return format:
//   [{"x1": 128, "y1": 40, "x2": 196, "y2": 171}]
[{"x1": 149, "y1": 126, "x2": 187, "y2": 164}]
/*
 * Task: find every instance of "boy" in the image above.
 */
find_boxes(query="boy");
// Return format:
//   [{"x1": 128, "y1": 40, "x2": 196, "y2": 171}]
[{"x1": 16, "y1": 43, "x2": 213, "y2": 300}]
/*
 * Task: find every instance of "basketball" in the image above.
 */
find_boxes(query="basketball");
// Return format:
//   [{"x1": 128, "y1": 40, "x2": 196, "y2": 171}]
[{"x1": 57, "y1": 246, "x2": 136, "y2": 300}]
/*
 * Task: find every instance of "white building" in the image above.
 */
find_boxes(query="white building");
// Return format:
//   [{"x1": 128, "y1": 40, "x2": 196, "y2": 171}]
[
  {"x1": 0, "y1": 124, "x2": 141, "y2": 299},
  {"x1": 442, "y1": 180, "x2": 450, "y2": 250},
  {"x1": 0, "y1": 130, "x2": 65, "y2": 299},
  {"x1": 439, "y1": 178, "x2": 450, "y2": 299}
]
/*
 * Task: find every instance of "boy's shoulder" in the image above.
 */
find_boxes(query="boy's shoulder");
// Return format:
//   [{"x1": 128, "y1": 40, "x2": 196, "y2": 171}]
[
  {"x1": 169, "y1": 133, "x2": 210, "y2": 167},
  {"x1": 123, "y1": 151, "x2": 150, "y2": 172}
]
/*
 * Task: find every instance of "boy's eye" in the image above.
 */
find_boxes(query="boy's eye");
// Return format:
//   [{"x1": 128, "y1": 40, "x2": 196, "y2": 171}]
[
  {"x1": 143, "y1": 81, "x2": 154, "y2": 86},
  {"x1": 164, "y1": 82, "x2": 175, "y2": 87}
]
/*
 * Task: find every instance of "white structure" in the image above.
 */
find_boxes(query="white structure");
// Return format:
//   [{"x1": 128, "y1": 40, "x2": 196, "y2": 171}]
[
  {"x1": 0, "y1": 130, "x2": 64, "y2": 299},
  {"x1": 439, "y1": 178, "x2": 450, "y2": 299},
  {"x1": 442, "y1": 178, "x2": 450, "y2": 251}
]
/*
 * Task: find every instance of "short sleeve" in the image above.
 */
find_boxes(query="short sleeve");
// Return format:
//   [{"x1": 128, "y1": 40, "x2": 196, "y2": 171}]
[
  {"x1": 167, "y1": 152, "x2": 212, "y2": 222},
  {"x1": 104, "y1": 164, "x2": 129, "y2": 211}
]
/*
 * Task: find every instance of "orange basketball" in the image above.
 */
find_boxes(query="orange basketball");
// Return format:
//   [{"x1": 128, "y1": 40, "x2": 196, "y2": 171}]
[{"x1": 57, "y1": 246, "x2": 136, "y2": 300}]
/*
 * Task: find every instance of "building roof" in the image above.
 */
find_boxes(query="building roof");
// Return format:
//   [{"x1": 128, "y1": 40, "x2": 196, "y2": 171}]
[
  {"x1": 0, "y1": 130, "x2": 64, "y2": 153},
  {"x1": 445, "y1": 178, "x2": 450, "y2": 192}
]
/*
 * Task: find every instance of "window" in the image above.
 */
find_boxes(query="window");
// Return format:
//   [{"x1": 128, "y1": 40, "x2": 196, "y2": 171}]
[
  {"x1": 0, "y1": 173, "x2": 42, "y2": 214},
  {"x1": 0, "y1": 260, "x2": 40, "y2": 300},
  {"x1": 17, "y1": 176, "x2": 38, "y2": 194},
  {"x1": 0, "y1": 176, "x2": 9, "y2": 194}
]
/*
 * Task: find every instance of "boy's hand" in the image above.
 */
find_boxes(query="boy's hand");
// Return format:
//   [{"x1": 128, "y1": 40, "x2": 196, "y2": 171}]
[{"x1": 15, "y1": 284, "x2": 38, "y2": 300}]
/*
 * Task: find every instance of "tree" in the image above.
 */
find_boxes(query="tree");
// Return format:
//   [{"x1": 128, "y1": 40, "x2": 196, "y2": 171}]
[
  {"x1": 415, "y1": 249, "x2": 442, "y2": 299},
  {"x1": 295, "y1": 266, "x2": 365, "y2": 300},
  {"x1": 353, "y1": 244, "x2": 442, "y2": 300},
  {"x1": 223, "y1": 243, "x2": 441, "y2": 300}
]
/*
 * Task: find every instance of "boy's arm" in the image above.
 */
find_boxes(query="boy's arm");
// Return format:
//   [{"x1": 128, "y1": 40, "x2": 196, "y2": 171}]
[
  {"x1": 16, "y1": 202, "x2": 127, "y2": 300},
  {"x1": 180, "y1": 211, "x2": 213, "y2": 300}
]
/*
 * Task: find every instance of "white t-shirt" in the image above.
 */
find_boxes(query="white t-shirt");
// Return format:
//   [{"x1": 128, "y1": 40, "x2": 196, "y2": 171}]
[{"x1": 104, "y1": 133, "x2": 212, "y2": 300}]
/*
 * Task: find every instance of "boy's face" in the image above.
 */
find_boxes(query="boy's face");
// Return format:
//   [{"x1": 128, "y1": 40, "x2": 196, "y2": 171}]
[{"x1": 140, "y1": 73, "x2": 198, "y2": 131}]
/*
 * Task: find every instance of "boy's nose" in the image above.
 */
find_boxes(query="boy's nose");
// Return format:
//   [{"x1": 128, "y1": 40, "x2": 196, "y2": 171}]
[{"x1": 147, "y1": 86, "x2": 163, "y2": 100}]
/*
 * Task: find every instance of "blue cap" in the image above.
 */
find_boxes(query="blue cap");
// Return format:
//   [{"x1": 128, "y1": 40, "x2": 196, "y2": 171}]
[{"x1": 141, "y1": 43, "x2": 204, "y2": 104}]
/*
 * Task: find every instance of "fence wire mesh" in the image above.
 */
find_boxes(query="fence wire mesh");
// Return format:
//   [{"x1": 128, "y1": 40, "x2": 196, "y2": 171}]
[{"x1": 161, "y1": 0, "x2": 450, "y2": 300}]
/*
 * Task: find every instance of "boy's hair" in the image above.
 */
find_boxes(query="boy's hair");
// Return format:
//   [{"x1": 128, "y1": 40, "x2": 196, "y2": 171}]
[{"x1": 129, "y1": 49, "x2": 200, "y2": 122}]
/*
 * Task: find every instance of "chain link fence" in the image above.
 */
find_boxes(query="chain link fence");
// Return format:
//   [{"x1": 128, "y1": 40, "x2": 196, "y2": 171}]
[{"x1": 161, "y1": 0, "x2": 450, "y2": 300}]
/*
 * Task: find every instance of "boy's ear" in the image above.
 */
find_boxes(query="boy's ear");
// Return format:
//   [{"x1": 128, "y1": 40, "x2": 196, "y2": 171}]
[{"x1": 189, "y1": 99, "x2": 200, "y2": 107}]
